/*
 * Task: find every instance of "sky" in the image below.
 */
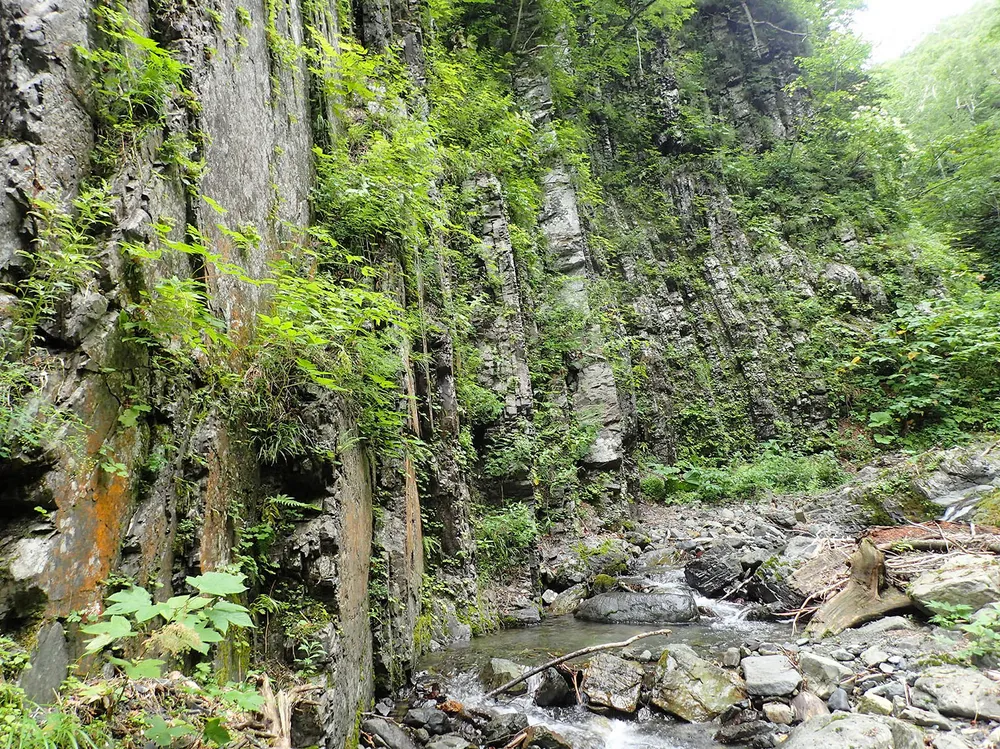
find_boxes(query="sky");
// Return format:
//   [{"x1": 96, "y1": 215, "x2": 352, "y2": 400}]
[{"x1": 852, "y1": 0, "x2": 983, "y2": 63}]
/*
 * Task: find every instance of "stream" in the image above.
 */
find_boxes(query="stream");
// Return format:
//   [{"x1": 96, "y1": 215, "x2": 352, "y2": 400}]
[{"x1": 414, "y1": 594, "x2": 793, "y2": 748}]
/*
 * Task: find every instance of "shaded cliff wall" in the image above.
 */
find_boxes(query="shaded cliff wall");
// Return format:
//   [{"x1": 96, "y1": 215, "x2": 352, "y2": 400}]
[{"x1": 0, "y1": 0, "x2": 398, "y2": 742}]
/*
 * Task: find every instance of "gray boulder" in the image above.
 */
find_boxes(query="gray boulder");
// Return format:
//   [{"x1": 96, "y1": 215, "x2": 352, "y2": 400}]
[
  {"x1": 912, "y1": 665, "x2": 1000, "y2": 720},
  {"x1": 782, "y1": 714, "x2": 922, "y2": 749},
  {"x1": 426, "y1": 736, "x2": 474, "y2": 749},
  {"x1": 524, "y1": 726, "x2": 572, "y2": 749},
  {"x1": 547, "y1": 583, "x2": 589, "y2": 616},
  {"x1": 534, "y1": 668, "x2": 572, "y2": 707},
  {"x1": 403, "y1": 707, "x2": 450, "y2": 735},
  {"x1": 799, "y1": 651, "x2": 853, "y2": 699},
  {"x1": 651, "y1": 644, "x2": 747, "y2": 721},
  {"x1": 480, "y1": 658, "x2": 528, "y2": 694},
  {"x1": 19, "y1": 622, "x2": 68, "y2": 704},
  {"x1": 483, "y1": 713, "x2": 528, "y2": 744},
  {"x1": 582, "y1": 653, "x2": 644, "y2": 713},
  {"x1": 575, "y1": 589, "x2": 698, "y2": 624},
  {"x1": 908, "y1": 554, "x2": 1000, "y2": 613},
  {"x1": 742, "y1": 654, "x2": 802, "y2": 697},
  {"x1": 685, "y1": 545, "x2": 743, "y2": 597},
  {"x1": 361, "y1": 718, "x2": 420, "y2": 749}
]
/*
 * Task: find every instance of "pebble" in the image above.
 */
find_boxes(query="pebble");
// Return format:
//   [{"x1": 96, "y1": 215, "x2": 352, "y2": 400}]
[
  {"x1": 796, "y1": 638, "x2": 809, "y2": 647},
  {"x1": 879, "y1": 663, "x2": 895, "y2": 674},
  {"x1": 723, "y1": 648, "x2": 741, "y2": 668},
  {"x1": 886, "y1": 655, "x2": 902, "y2": 665},
  {"x1": 830, "y1": 649, "x2": 854, "y2": 661},
  {"x1": 828, "y1": 688, "x2": 850, "y2": 712}
]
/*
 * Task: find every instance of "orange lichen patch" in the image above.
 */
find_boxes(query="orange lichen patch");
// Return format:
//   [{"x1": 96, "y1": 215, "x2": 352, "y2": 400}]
[
  {"x1": 44, "y1": 437, "x2": 139, "y2": 616},
  {"x1": 403, "y1": 456, "x2": 424, "y2": 581},
  {"x1": 864, "y1": 521, "x2": 1000, "y2": 545}
]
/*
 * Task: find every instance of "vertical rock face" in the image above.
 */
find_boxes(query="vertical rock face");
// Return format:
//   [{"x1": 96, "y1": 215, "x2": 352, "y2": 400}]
[{"x1": 0, "y1": 0, "x2": 387, "y2": 740}]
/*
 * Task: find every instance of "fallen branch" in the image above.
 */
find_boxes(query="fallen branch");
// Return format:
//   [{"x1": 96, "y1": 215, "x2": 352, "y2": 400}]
[{"x1": 483, "y1": 628, "x2": 671, "y2": 699}]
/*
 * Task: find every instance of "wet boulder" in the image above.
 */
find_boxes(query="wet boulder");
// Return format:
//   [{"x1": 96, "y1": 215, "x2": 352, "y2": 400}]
[
  {"x1": 547, "y1": 582, "x2": 589, "y2": 616},
  {"x1": 524, "y1": 726, "x2": 572, "y2": 749},
  {"x1": 479, "y1": 658, "x2": 528, "y2": 694},
  {"x1": 582, "y1": 653, "x2": 644, "y2": 713},
  {"x1": 403, "y1": 707, "x2": 451, "y2": 735},
  {"x1": 361, "y1": 718, "x2": 420, "y2": 749},
  {"x1": 426, "y1": 736, "x2": 475, "y2": 749},
  {"x1": 908, "y1": 554, "x2": 1000, "y2": 612},
  {"x1": 651, "y1": 644, "x2": 747, "y2": 722},
  {"x1": 534, "y1": 668, "x2": 573, "y2": 707},
  {"x1": 575, "y1": 589, "x2": 699, "y2": 625},
  {"x1": 782, "y1": 714, "x2": 923, "y2": 749},
  {"x1": 912, "y1": 665, "x2": 1000, "y2": 720},
  {"x1": 483, "y1": 713, "x2": 528, "y2": 745},
  {"x1": 685, "y1": 545, "x2": 743, "y2": 597}
]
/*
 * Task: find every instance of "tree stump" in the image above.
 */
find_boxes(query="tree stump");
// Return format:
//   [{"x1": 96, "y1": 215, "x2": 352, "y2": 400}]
[{"x1": 806, "y1": 539, "x2": 912, "y2": 638}]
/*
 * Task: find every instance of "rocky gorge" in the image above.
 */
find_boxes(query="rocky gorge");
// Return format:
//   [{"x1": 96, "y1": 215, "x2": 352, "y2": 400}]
[
  {"x1": 3, "y1": 0, "x2": 1000, "y2": 746},
  {"x1": 377, "y1": 443, "x2": 1000, "y2": 749}
]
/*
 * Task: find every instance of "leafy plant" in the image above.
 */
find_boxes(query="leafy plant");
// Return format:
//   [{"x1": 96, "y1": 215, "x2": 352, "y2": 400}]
[{"x1": 473, "y1": 503, "x2": 538, "y2": 577}]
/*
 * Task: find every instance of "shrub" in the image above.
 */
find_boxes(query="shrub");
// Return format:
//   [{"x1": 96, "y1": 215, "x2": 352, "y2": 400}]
[{"x1": 473, "y1": 503, "x2": 538, "y2": 577}]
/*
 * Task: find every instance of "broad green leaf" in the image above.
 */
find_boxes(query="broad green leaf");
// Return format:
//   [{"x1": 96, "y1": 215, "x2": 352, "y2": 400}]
[
  {"x1": 202, "y1": 718, "x2": 232, "y2": 745},
  {"x1": 82, "y1": 615, "x2": 134, "y2": 654},
  {"x1": 145, "y1": 716, "x2": 195, "y2": 748},
  {"x1": 205, "y1": 601, "x2": 254, "y2": 633},
  {"x1": 109, "y1": 657, "x2": 165, "y2": 679},
  {"x1": 187, "y1": 571, "x2": 247, "y2": 596},
  {"x1": 104, "y1": 586, "x2": 152, "y2": 616}
]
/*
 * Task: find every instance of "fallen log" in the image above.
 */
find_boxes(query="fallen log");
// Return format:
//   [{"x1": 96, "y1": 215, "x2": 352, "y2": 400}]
[
  {"x1": 482, "y1": 628, "x2": 671, "y2": 699},
  {"x1": 806, "y1": 539, "x2": 911, "y2": 638}
]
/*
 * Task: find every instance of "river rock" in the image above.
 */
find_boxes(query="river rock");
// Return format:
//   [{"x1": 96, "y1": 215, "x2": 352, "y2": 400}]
[
  {"x1": 858, "y1": 692, "x2": 893, "y2": 716},
  {"x1": 524, "y1": 726, "x2": 572, "y2": 749},
  {"x1": 932, "y1": 736, "x2": 971, "y2": 749},
  {"x1": 483, "y1": 713, "x2": 528, "y2": 744},
  {"x1": 763, "y1": 702, "x2": 795, "y2": 724},
  {"x1": 714, "y1": 720, "x2": 773, "y2": 744},
  {"x1": 897, "y1": 706, "x2": 952, "y2": 729},
  {"x1": 480, "y1": 658, "x2": 528, "y2": 694},
  {"x1": 535, "y1": 668, "x2": 572, "y2": 707},
  {"x1": 912, "y1": 665, "x2": 1000, "y2": 719},
  {"x1": 547, "y1": 583, "x2": 589, "y2": 616},
  {"x1": 742, "y1": 655, "x2": 802, "y2": 696},
  {"x1": 651, "y1": 644, "x2": 747, "y2": 721},
  {"x1": 362, "y1": 718, "x2": 420, "y2": 749},
  {"x1": 828, "y1": 688, "x2": 850, "y2": 712},
  {"x1": 575, "y1": 589, "x2": 698, "y2": 624},
  {"x1": 582, "y1": 653, "x2": 644, "y2": 713},
  {"x1": 685, "y1": 545, "x2": 743, "y2": 596},
  {"x1": 782, "y1": 714, "x2": 923, "y2": 749},
  {"x1": 908, "y1": 554, "x2": 1000, "y2": 612},
  {"x1": 426, "y1": 736, "x2": 474, "y2": 749},
  {"x1": 791, "y1": 691, "x2": 830, "y2": 722},
  {"x1": 799, "y1": 652, "x2": 852, "y2": 699},
  {"x1": 404, "y1": 707, "x2": 451, "y2": 735}
]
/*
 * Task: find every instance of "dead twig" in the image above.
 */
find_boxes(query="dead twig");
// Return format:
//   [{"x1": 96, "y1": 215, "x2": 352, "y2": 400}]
[{"x1": 483, "y1": 628, "x2": 672, "y2": 699}]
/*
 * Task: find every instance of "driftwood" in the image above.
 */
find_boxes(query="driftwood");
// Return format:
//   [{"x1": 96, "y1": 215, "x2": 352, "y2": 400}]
[
  {"x1": 806, "y1": 539, "x2": 911, "y2": 638},
  {"x1": 260, "y1": 675, "x2": 322, "y2": 749},
  {"x1": 482, "y1": 628, "x2": 671, "y2": 699}
]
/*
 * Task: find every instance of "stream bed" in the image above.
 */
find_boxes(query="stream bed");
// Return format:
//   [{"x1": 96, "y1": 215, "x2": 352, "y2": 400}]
[{"x1": 414, "y1": 599, "x2": 793, "y2": 748}]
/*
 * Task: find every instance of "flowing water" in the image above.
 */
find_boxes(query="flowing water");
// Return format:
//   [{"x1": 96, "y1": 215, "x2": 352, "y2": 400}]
[{"x1": 415, "y1": 593, "x2": 793, "y2": 749}]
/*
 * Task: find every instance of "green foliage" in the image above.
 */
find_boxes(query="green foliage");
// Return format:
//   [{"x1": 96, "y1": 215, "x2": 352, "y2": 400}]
[
  {"x1": 81, "y1": 572, "x2": 252, "y2": 661},
  {"x1": 473, "y1": 503, "x2": 538, "y2": 577},
  {"x1": 74, "y1": 3, "x2": 190, "y2": 169},
  {"x1": 0, "y1": 690, "x2": 110, "y2": 749},
  {"x1": 845, "y1": 286, "x2": 1000, "y2": 444},
  {"x1": 926, "y1": 600, "x2": 1000, "y2": 663},
  {"x1": 883, "y1": 2, "x2": 1000, "y2": 277},
  {"x1": 640, "y1": 450, "x2": 845, "y2": 503}
]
